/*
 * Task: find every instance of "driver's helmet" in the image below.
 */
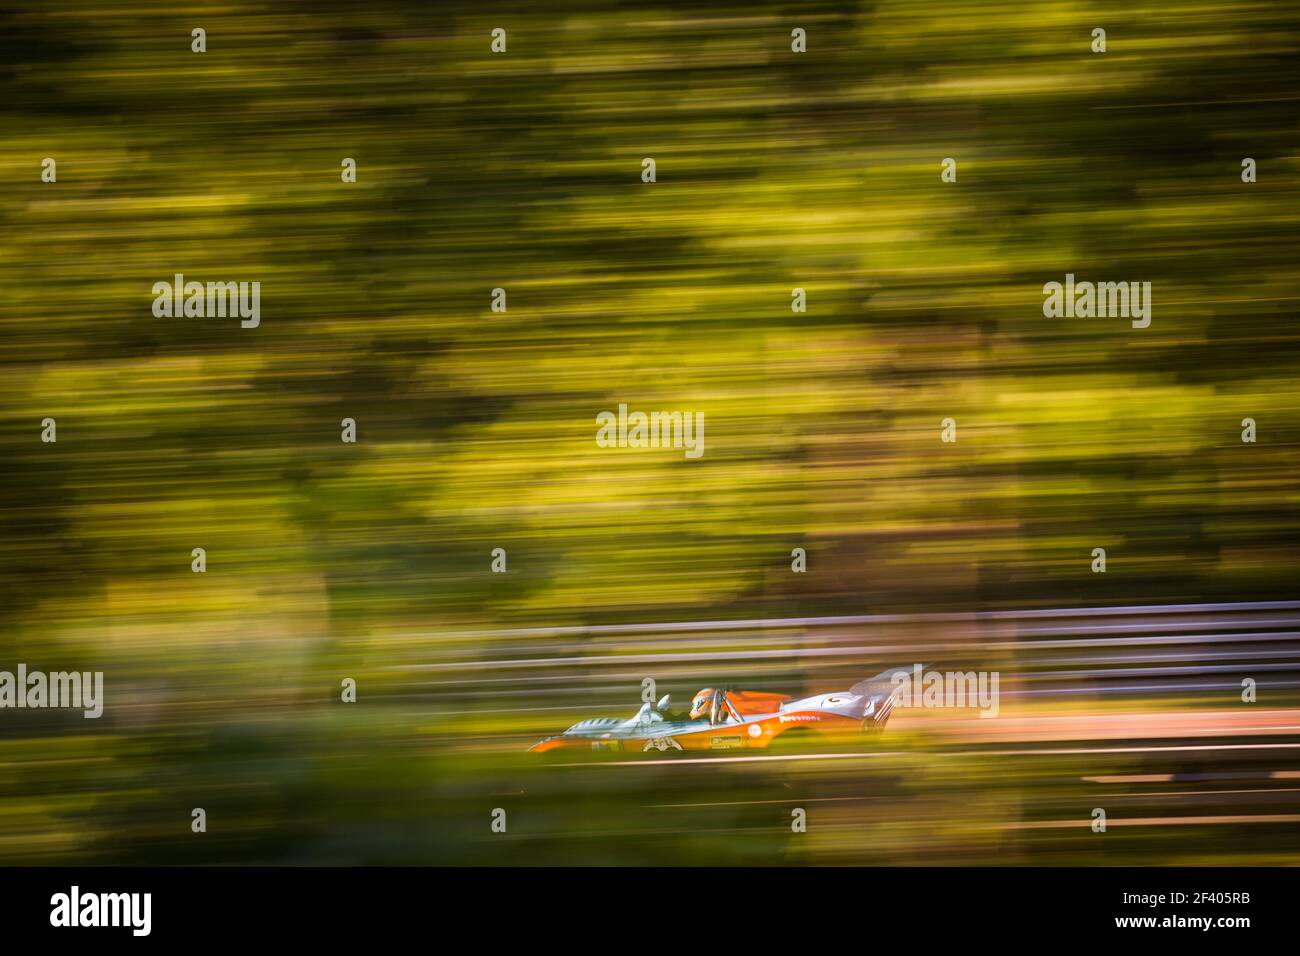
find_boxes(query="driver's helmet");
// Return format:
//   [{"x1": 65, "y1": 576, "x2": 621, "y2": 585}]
[
  {"x1": 689, "y1": 687, "x2": 735, "y2": 724},
  {"x1": 689, "y1": 689, "x2": 716, "y2": 720}
]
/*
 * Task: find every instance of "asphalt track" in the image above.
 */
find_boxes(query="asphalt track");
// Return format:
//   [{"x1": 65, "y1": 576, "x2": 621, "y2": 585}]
[{"x1": 558, "y1": 740, "x2": 1300, "y2": 768}]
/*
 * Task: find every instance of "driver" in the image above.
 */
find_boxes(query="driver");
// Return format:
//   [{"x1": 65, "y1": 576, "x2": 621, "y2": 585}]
[
  {"x1": 691, "y1": 686, "x2": 792, "y2": 723},
  {"x1": 689, "y1": 688, "x2": 718, "y2": 720},
  {"x1": 689, "y1": 688, "x2": 736, "y2": 725}
]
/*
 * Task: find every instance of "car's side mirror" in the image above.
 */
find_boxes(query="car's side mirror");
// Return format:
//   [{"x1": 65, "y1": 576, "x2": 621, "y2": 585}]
[{"x1": 656, "y1": 694, "x2": 671, "y2": 712}]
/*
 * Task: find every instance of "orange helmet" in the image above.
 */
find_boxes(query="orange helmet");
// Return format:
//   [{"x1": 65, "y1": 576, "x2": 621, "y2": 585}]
[{"x1": 689, "y1": 688, "x2": 717, "y2": 720}]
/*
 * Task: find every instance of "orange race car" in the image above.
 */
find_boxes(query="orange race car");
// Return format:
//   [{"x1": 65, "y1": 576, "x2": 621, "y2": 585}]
[{"x1": 528, "y1": 667, "x2": 909, "y2": 755}]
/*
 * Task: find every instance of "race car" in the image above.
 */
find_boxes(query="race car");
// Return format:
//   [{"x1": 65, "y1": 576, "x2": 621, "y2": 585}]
[{"x1": 528, "y1": 668, "x2": 908, "y2": 755}]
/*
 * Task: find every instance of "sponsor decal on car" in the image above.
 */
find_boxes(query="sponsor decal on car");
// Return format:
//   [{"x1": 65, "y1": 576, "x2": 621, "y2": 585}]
[
  {"x1": 642, "y1": 736, "x2": 684, "y2": 752},
  {"x1": 778, "y1": 713, "x2": 820, "y2": 723},
  {"x1": 710, "y1": 736, "x2": 745, "y2": 749}
]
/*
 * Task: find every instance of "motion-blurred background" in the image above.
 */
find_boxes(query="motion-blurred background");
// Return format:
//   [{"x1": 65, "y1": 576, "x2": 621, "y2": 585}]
[{"x1": 2, "y1": 1, "x2": 1298, "y2": 865}]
